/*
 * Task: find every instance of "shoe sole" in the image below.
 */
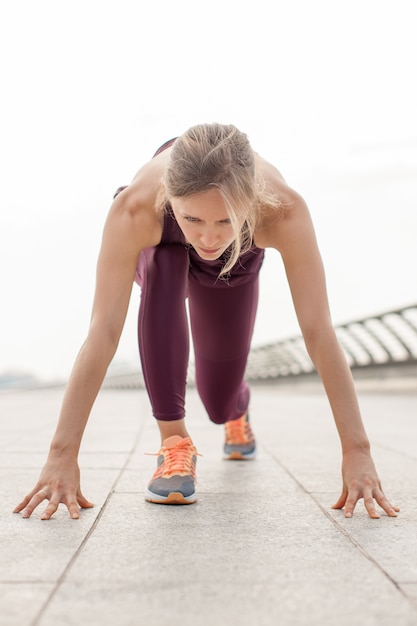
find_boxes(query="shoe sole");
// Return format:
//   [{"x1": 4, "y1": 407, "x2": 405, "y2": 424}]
[
  {"x1": 145, "y1": 490, "x2": 197, "y2": 505},
  {"x1": 224, "y1": 451, "x2": 256, "y2": 460}
]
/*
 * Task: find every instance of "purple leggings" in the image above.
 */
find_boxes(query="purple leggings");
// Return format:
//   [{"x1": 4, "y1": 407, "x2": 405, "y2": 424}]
[{"x1": 136, "y1": 244, "x2": 260, "y2": 424}]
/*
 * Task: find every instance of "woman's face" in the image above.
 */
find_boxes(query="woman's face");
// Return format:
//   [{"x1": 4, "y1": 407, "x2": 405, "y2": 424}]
[{"x1": 170, "y1": 188, "x2": 242, "y2": 261}]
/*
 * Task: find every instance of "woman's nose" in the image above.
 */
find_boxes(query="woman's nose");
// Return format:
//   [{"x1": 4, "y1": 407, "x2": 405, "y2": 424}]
[{"x1": 200, "y1": 228, "x2": 219, "y2": 247}]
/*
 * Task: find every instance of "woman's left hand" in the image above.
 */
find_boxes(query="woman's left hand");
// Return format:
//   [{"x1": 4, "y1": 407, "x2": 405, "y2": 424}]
[{"x1": 332, "y1": 449, "x2": 400, "y2": 518}]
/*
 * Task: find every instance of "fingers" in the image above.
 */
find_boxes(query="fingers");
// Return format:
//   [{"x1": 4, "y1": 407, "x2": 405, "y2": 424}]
[
  {"x1": 332, "y1": 489, "x2": 348, "y2": 510},
  {"x1": 14, "y1": 485, "x2": 48, "y2": 513},
  {"x1": 333, "y1": 483, "x2": 399, "y2": 519},
  {"x1": 40, "y1": 500, "x2": 60, "y2": 520},
  {"x1": 15, "y1": 488, "x2": 94, "y2": 520},
  {"x1": 43, "y1": 492, "x2": 95, "y2": 520},
  {"x1": 362, "y1": 490, "x2": 380, "y2": 519},
  {"x1": 77, "y1": 493, "x2": 94, "y2": 510},
  {"x1": 342, "y1": 491, "x2": 359, "y2": 519},
  {"x1": 13, "y1": 494, "x2": 34, "y2": 514},
  {"x1": 19, "y1": 489, "x2": 50, "y2": 519},
  {"x1": 373, "y1": 489, "x2": 400, "y2": 518}
]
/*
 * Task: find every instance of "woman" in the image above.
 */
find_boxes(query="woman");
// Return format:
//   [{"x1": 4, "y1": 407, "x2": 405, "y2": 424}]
[{"x1": 14, "y1": 123, "x2": 399, "y2": 518}]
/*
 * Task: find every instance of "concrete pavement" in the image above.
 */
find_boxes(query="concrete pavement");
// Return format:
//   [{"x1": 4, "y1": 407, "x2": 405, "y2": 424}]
[{"x1": 1, "y1": 383, "x2": 417, "y2": 626}]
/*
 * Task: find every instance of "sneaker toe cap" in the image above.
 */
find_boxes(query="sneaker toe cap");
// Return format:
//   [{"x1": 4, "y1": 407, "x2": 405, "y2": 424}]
[{"x1": 148, "y1": 475, "x2": 195, "y2": 498}]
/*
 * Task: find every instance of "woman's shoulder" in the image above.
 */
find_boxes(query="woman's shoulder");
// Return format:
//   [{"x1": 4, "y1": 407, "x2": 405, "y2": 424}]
[
  {"x1": 254, "y1": 155, "x2": 309, "y2": 249},
  {"x1": 256, "y1": 154, "x2": 302, "y2": 205},
  {"x1": 124, "y1": 147, "x2": 171, "y2": 209},
  {"x1": 113, "y1": 148, "x2": 172, "y2": 215},
  {"x1": 108, "y1": 150, "x2": 172, "y2": 246}
]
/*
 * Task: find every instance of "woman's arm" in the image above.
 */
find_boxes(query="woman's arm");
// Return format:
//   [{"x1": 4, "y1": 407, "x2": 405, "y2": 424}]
[
  {"x1": 258, "y1": 179, "x2": 399, "y2": 518},
  {"x1": 14, "y1": 172, "x2": 163, "y2": 520}
]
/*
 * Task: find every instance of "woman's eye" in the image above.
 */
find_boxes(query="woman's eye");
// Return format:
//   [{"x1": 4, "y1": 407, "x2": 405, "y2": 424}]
[{"x1": 185, "y1": 216, "x2": 199, "y2": 222}]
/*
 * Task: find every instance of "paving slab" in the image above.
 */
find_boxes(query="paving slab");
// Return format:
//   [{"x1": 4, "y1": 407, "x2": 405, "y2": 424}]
[
  {"x1": 38, "y1": 493, "x2": 416, "y2": 626},
  {"x1": 0, "y1": 384, "x2": 416, "y2": 626},
  {"x1": 0, "y1": 583, "x2": 55, "y2": 626},
  {"x1": 1, "y1": 468, "x2": 118, "y2": 582}
]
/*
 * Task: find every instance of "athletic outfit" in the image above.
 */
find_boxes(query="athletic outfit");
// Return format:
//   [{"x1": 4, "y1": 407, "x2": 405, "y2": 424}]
[
  {"x1": 115, "y1": 139, "x2": 261, "y2": 502},
  {"x1": 115, "y1": 139, "x2": 264, "y2": 426}
]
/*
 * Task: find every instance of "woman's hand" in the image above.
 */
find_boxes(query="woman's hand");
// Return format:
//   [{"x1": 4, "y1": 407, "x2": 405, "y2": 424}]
[
  {"x1": 13, "y1": 455, "x2": 94, "y2": 520},
  {"x1": 332, "y1": 449, "x2": 400, "y2": 519}
]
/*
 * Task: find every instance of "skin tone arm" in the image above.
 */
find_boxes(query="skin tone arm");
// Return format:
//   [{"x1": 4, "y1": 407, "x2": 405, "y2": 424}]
[
  {"x1": 13, "y1": 158, "x2": 165, "y2": 520},
  {"x1": 255, "y1": 161, "x2": 399, "y2": 519}
]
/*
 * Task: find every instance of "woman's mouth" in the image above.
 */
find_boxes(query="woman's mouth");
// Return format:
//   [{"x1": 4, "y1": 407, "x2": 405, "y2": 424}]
[{"x1": 198, "y1": 246, "x2": 221, "y2": 255}]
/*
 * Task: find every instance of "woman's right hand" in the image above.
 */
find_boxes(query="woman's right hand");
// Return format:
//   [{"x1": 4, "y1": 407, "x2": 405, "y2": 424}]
[{"x1": 13, "y1": 455, "x2": 94, "y2": 520}]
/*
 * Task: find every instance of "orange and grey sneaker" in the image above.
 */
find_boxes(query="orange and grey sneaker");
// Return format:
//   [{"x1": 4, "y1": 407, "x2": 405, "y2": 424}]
[
  {"x1": 224, "y1": 413, "x2": 256, "y2": 460},
  {"x1": 145, "y1": 435, "x2": 198, "y2": 504}
]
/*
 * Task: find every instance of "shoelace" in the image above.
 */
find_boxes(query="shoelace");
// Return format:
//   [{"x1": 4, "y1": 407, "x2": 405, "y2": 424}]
[
  {"x1": 147, "y1": 439, "x2": 201, "y2": 479},
  {"x1": 225, "y1": 415, "x2": 254, "y2": 445}
]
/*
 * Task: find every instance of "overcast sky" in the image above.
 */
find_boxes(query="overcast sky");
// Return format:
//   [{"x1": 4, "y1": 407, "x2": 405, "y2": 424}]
[{"x1": 1, "y1": 0, "x2": 416, "y2": 381}]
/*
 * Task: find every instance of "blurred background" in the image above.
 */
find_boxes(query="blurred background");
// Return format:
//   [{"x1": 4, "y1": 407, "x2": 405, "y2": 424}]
[{"x1": 1, "y1": 0, "x2": 416, "y2": 385}]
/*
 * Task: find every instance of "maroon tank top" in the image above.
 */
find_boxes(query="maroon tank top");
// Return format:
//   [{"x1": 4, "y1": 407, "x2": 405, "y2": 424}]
[{"x1": 116, "y1": 138, "x2": 265, "y2": 288}]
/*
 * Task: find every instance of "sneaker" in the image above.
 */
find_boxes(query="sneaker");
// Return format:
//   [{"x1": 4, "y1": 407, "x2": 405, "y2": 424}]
[
  {"x1": 145, "y1": 435, "x2": 198, "y2": 504},
  {"x1": 224, "y1": 413, "x2": 256, "y2": 460}
]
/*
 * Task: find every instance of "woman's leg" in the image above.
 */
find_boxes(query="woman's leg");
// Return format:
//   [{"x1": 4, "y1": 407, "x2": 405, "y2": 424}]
[
  {"x1": 188, "y1": 276, "x2": 259, "y2": 425},
  {"x1": 137, "y1": 244, "x2": 190, "y2": 433},
  {"x1": 138, "y1": 244, "x2": 200, "y2": 504}
]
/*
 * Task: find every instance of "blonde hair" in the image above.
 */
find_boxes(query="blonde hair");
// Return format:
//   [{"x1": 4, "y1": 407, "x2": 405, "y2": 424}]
[{"x1": 158, "y1": 123, "x2": 279, "y2": 276}]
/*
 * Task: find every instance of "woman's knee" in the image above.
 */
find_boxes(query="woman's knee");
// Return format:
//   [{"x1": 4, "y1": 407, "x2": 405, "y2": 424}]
[{"x1": 197, "y1": 377, "x2": 250, "y2": 425}]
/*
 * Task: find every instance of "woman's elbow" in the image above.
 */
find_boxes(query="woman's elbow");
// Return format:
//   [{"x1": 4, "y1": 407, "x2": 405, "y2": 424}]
[{"x1": 301, "y1": 322, "x2": 337, "y2": 359}]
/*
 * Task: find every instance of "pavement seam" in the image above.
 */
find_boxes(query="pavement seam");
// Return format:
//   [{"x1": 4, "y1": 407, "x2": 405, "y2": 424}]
[
  {"x1": 29, "y1": 416, "x2": 148, "y2": 626},
  {"x1": 261, "y1": 442, "x2": 416, "y2": 609}
]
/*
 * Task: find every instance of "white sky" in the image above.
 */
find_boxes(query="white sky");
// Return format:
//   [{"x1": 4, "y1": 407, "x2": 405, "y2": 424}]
[{"x1": 1, "y1": 0, "x2": 416, "y2": 381}]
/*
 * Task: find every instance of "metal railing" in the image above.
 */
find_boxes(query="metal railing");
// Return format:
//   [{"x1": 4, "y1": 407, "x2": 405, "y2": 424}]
[
  {"x1": 98, "y1": 303, "x2": 417, "y2": 389},
  {"x1": 245, "y1": 303, "x2": 417, "y2": 383},
  {"x1": 3, "y1": 304, "x2": 415, "y2": 392}
]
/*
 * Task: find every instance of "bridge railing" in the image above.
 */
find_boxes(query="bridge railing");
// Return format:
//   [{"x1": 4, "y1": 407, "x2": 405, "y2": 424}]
[
  {"x1": 245, "y1": 303, "x2": 417, "y2": 383},
  {"x1": 100, "y1": 303, "x2": 417, "y2": 389}
]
